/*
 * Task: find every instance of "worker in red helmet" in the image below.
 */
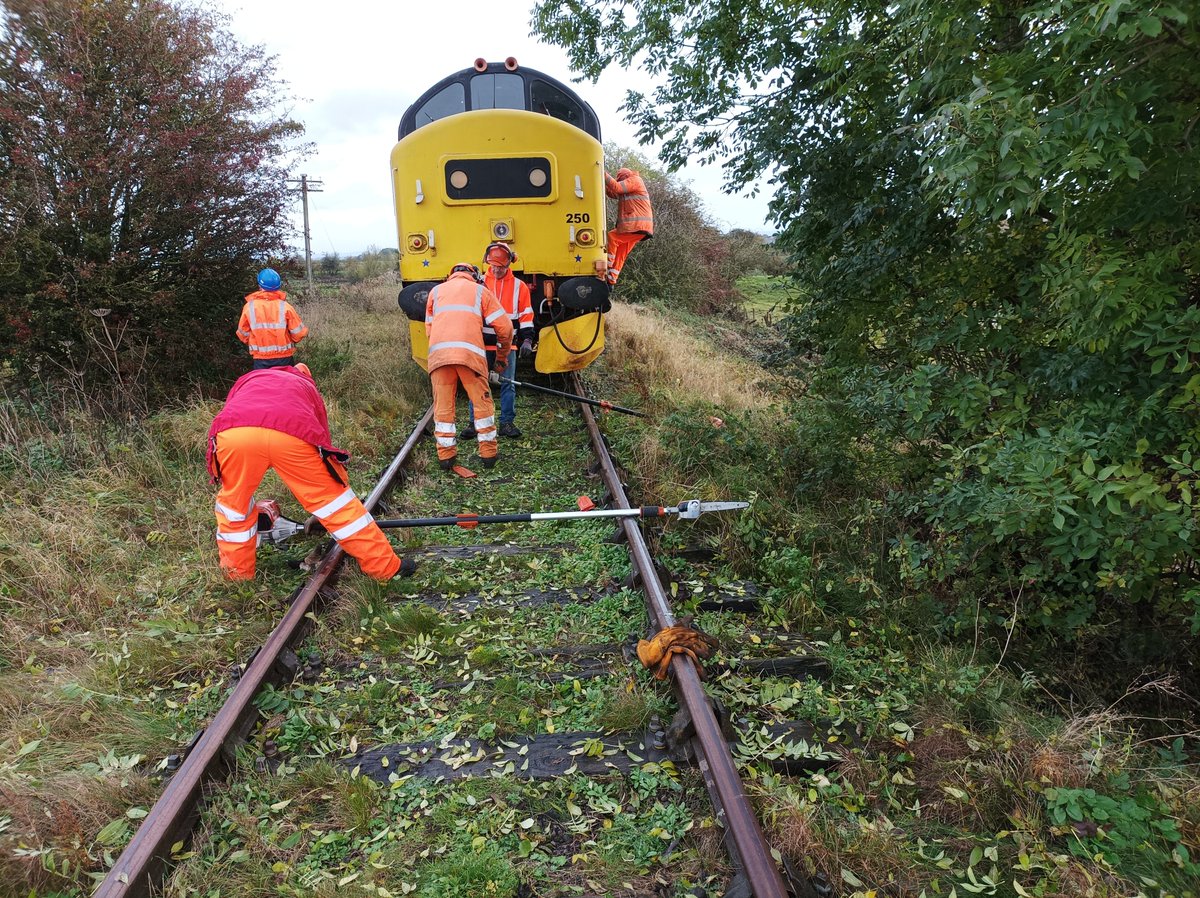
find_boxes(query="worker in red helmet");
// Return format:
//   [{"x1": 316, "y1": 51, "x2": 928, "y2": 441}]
[
  {"x1": 237, "y1": 268, "x2": 308, "y2": 369},
  {"x1": 206, "y1": 363, "x2": 411, "y2": 581},
  {"x1": 604, "y1": 168, "x2": 654, "y2": 286},
  {"x1": 425, "y1": 263, "x2": 514, "y2": 470},
  {"x1": 462, "y1": 242, "x2": 534, "y2": 440}
]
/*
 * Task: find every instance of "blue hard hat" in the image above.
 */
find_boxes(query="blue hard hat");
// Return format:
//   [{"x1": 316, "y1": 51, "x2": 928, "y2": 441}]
[{"x1": 257, "y1": 268, "x2": 281, "y2": 291}]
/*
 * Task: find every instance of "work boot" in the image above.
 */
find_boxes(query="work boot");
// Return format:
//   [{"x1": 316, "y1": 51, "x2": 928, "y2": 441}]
[
  {"x1": 393, "y1": 557, "x2": 419, "y2": 579},
  {"x1": 499, "y1": 422, "x2": 522, "y2": 438},
  {"x1": 480, "y1": 455, "x2": 498, "y2": 470},
  {"x1": 461, "y1": 425, "x2": 477, "y2": 440},
  {"x1": 439, "y1": 457, "x2": 456, "y2": 471}
]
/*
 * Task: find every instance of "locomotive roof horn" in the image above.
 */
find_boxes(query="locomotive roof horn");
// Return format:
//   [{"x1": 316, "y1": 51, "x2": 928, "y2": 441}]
[
  {"x1": 504, "y1": 57, "x2": 519, "y2": 71},
  {"x1": 474, "y1": 58, "x2": 488, "y2": 72}
]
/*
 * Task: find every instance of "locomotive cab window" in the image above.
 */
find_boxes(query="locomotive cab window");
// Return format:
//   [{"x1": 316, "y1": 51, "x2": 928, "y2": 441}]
[
  {"x1": 470, "y1": 73, "x2": 525, "y2": 111},
  {"x1": 413, "y1": 82, "x2": 465, "y2": 128},
  {"x1": 530, "y1": 80, "x2": 585, "y2": 129}
]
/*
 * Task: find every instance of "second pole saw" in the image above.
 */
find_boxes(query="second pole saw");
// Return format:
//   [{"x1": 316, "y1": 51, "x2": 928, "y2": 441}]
[
  {"x1": 495, "y1": 375, "x2": 646, "y2": 418},
  {"x1": 259, "y1": 498, "x2": 748, "y2": 546}
]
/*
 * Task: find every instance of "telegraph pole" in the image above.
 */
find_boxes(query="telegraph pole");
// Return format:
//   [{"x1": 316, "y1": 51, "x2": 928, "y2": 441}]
[{"x1": 286, "y1": 174, "x2": 323, "y2": 293}]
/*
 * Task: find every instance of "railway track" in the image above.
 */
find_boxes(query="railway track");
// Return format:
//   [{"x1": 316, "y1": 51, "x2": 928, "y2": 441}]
[{"x1": 96, "y1": 376, "x2": 837, "y2": 898}]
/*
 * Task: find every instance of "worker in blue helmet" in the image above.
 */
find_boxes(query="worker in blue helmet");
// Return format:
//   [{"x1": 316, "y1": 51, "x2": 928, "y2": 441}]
[{"x1": 236, "y1": 268, "x2": 308, "y2": 369}]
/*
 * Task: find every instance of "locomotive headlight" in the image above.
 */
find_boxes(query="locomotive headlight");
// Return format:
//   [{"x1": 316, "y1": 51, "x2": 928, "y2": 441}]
[
  {"x1": 528, "y1": 168, "x2": 547, "y2": 188},
  {"x1": 491, "y1": 219, "x2": 514, "y2": 241},
  {"x1": 407, "y1": 233, "x2": 428, "y2": 252},
  {"x1": 576, "y1": 228, "x2": 595, "y2": 246},
  {"x1": 449, "y1": 169, "x2": 469, "y2": 189}
]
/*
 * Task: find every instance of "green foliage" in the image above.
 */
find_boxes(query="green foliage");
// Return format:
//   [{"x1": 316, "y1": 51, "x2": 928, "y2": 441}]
[
  {"x1": 417, "y1": 845, "x2": 520, "y2": 898},
  {"x1": 534, "y1": 0, "x2": 1200, "y2": 653},
  {"x1": 1044, "y1": 785, "x2": 1199, "y2": 885}
]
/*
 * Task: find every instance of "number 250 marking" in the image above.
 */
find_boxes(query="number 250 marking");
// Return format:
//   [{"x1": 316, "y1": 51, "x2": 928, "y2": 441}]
[{"x1": 565, "y1": 213, "x2": 590, "y2": 223}]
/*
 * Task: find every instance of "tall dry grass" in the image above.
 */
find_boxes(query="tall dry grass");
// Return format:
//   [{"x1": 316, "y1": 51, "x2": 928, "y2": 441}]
[{"x1": 603, "y1": 303, "x2": 783, "y2": 413}]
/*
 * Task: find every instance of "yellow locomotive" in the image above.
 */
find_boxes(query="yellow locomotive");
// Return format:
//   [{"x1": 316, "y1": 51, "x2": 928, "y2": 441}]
[{"x1": 392, "y1": 58, "x2": 611, "y2": 374}]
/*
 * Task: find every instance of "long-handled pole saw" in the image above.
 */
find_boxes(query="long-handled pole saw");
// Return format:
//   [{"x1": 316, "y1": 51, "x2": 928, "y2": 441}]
[
  {"x1": 259, "y1": 499, "x2": 746, "y2": 545},
  {"x1": 497, "y1": 376, "x2": 646, "y2": 418}
]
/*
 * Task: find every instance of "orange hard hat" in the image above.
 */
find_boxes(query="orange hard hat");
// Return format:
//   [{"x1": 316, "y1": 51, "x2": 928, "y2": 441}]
[
  {"x1": 294, "y1": 363, "x2": 312, "y2": 379},
  {"x1": 450, "y1": 262, "x2": 483, "y2": 282},
  {"x1": 485, "y1": 242, "x2": 516, "y2": 266},
  {"x1": 616, "y1": 167, "x2": 634, "y2": 181}
]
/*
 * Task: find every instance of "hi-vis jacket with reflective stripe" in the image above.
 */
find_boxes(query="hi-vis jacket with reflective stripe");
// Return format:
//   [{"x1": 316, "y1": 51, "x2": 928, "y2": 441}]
[
  {"x1": 237, "y1": 290, "x2": 309, "y2": 359},
  {"x1": 425, "y1": 270, "x2": 513, "y2": 377},
  {"x1": 483, "y1": 269, "x2": 534, "y2": 346},
  {"x1": 604, "y1": 170, "x2": 654, "y2": 236}
]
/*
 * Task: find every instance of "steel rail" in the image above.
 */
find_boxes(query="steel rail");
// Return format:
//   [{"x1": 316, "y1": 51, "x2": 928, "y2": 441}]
[
  {"x1": 569, "y1": 373, "x2": 788, "y2": 898},
  {"x1": 95, "y1": 405, "x2": 435, "y2": 898}
]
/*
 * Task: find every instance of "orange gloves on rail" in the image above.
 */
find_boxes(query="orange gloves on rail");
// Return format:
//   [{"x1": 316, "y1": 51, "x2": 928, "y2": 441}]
[{"x1": 636, "y1": 624, "x2": 719, "y2": 680}]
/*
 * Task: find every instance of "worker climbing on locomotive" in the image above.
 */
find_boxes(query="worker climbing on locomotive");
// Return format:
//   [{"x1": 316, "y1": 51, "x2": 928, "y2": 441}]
[
  {"x1": 236, "y1": 268, "x2": 308, "y2": 369},
  {"x1": 604, "y1": 168, "x2": 654, "y2": 286},
  {"x1": 425, "y1": 263, "x2": 513, "y2": 471},
  {"x1": 462, "y1": 242, "x2": 534, "y2": 440},
  {"x1": 206, "y1": 363, "x2": 412, "y2": 581}
]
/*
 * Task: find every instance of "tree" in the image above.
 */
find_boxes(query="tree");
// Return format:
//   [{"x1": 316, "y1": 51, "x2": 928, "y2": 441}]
[
  {"x1": 533, "y1": 1, "x2": 1200, "y2": 645},
  {"x1": 0, "y1": 0, "x2": 306, "y2": 398},
  {"x1": 320, "y1": 252, "x2": 342, "y2": 277}
]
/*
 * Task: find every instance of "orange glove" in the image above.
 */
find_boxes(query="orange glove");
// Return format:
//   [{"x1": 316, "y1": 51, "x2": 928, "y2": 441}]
[{"x1": 636, "y1": 624, "x2": 719, "y2": 680}]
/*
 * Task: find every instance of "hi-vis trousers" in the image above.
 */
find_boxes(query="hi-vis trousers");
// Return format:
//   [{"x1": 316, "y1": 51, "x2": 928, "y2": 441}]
[
  {"x1": 213, "y1": 426, "x2": 401, "y2": 581},
  {"x1": 605, "y1": 231, "x2": 648, "y2": 285},
  {"x1": 430, "y1": 365, "x2": 497, "y2": 462}
]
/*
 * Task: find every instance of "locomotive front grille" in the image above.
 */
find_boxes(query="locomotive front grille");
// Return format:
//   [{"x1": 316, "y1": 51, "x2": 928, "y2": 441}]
[{"x1": 444, "y1": 157, "x2": 552, "y2": 201}]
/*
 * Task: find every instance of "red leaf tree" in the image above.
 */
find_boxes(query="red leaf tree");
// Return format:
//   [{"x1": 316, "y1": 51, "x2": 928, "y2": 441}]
[{"x1": 0, "y1": 0, "x2": 307, "y2": 401}]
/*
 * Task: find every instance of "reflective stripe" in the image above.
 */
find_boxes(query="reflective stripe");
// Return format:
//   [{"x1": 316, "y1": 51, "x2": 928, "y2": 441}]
[
  {"x1": 249, "y1": 342, "x2": 294, "y2": 352},
  {"x1": 429, "y1": 340, "x2": 486, "y2": 357},
  {"x1": 216, "y1": 526, "x2": 258, "y2": 543},
  {"x1": 215, "y1": 497, "x2": 255, "y2": 522},
  {"x1": 436, "y1": 436, "x2": 457, "y2": 447},
  {"x1": 331, "y1": 511, "x2": 373, "y2": 541},
  {"x1": 312, "y1": 487, "x2": 356, "y2": 519},
  {"x1": 288, "y1": 326, "x2": 306, "y2": 335},
  {"x1": 477, "y1": 430, "x2": 497, "y2": 443},
  {"x1": 435, "y1": 422, "x2": 456, "y2": 434},
  {"x1": 431, "y1": 283, "x2": 483, "y2": 317},
  {"x1": 253, "y1": 321, "x2": 288, "y2": 330},
  {"x1": 484, "y1": 309, "x2": 506, "y2": 324},
  {"x1": 248, "y1": 301, "x2": 258, "y2": 327},
  {"x1": 474, "y1": 416, "x2": 494, "y2": 429}
]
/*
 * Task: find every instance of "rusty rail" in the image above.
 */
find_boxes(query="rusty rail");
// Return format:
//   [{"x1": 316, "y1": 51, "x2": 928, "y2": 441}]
[
  {"x1": 95, "y1": 406, "x2": 435, "y2": 898},
  {"x1": 570, "y1": 373, "x2": 788, "y2": 898}
]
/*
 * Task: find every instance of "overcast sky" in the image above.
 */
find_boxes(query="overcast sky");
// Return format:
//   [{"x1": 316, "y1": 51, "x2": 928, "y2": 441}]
[{"x1": 205, "y1": 0, "x2": 776, "y2": 257}]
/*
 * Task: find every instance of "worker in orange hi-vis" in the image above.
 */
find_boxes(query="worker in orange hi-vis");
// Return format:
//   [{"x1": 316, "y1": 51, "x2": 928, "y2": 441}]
[
  {"x1": 205, "y1": 364, "x2": 412, "y2": 581},
  {"x1": 603, "y1": 168, "x2": 654, "y2": 286},
  {"x1": 236, "y1": 268, "x2": 309, "y2": 369},
  {"x1": 424, "y1": 263, "x2": 513, "y2": 471},
  {"x1": 462, "y1": 241, "x2": 535, "y2": 440}
]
